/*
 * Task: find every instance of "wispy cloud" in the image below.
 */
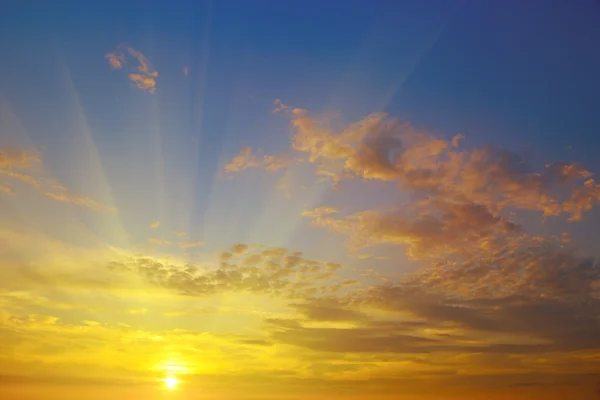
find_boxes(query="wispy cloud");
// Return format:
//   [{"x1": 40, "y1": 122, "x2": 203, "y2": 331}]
[
  {"x1": 105, "y1": 45, "x2": 159, "y2": 94},
  {"x1": 0, "y1": 147, "x2": 114, "y2": 212}
]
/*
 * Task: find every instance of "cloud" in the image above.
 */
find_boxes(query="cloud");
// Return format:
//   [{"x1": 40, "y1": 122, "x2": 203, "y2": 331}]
[
  {"x1": 107, "y1": 244, "x2": 347, "y2": 299},
  {"x1": 288, "y1": 297, "x2": 367, "y2": 322},
  {"x1": 216, "y1": 101, "x2": 600, "y2": 391},
  {"x1": 183, "y1": 66, "x2": 190, "y2": 76},
  {"x1": 105, "y1": 45, "x2": 158, "y2": 94},
  {"x1": 42, "y1": 182, "x2": 115, "y2": 211},
  {"x1": 255, "y1": 263, "x2": 599, "y2": 365},
  {"x1": 127, "y1": 73, "x2": 157, "y2": 93},
  {"x1": 451, "y1": 133, "x2": 465, "y2": 148},
  {"x1": 2, "y1": 227, "x2": 600, "y2": 395},
  {"x1": 300, "y1": 206, "x2": 339, "y2": 219},
  {"x1": 104, "y1": 52, "x2": 124, "y2": 69},
  {"x1": 304, "y1": 199, "x2": 521, "y2": 259},
  {"x1": 0, "y1": 147, "x2": 114, "y2": 212},
  {"x1": 221, "y1": 101, "x2": 598, "y2": 260},
  {"x1": 230, "y1": 243, "x2": 250, "y2": 255},
  {"x1": 265, "y1": 317, "x2": 438, "y2": 353},
  {"x1": 223, "y1": 146, "x2": 293, "y2": 174},
  {"x1": 149, "y1": 221, "x2": 160, "y2": 229},
  {"x1": 227, "y1": 101, "x2": 599, "y2": 226},
  {"x1": 407, "y1": 234, "x2": 600, "y2": 302},
  {"x1": 0, "y1": 149, "x2": 40, "y2": 168}
]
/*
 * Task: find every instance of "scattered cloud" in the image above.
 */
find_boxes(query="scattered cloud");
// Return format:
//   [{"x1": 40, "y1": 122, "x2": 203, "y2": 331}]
[
  {"x1": 108, "y1": 244, "x2": 344, "y2": 299},
  {"x1": 105, "y1": 45, "x2": 159, "y2": 94}
]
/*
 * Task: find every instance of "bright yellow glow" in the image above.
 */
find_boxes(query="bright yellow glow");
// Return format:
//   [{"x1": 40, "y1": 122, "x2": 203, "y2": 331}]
[{"x1": 163, "y1": 376, "x2": 179, "y2": 390}]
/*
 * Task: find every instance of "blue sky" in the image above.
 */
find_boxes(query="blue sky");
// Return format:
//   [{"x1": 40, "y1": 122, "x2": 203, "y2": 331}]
[{"x1": 3, "y1": 0, "x2": 599, "y2": 254}]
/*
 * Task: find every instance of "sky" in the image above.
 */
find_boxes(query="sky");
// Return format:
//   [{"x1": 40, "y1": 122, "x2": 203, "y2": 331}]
[{"x1": 1, "y1": 0, "x2": 600, "y2": 399}]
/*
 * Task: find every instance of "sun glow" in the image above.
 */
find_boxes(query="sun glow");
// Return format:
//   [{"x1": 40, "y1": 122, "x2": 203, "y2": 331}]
[{"x1": 163, "y1": 376, "x2": 180, "y2": 390}]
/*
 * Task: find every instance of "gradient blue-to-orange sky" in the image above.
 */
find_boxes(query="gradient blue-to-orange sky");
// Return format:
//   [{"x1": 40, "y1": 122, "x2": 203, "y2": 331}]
[{"x1": 1, "y1": 1, "x2": 600, "y2": 399}]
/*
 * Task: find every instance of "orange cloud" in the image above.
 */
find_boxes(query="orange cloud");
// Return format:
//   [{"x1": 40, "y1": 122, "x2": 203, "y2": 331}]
[
  {"x1": 104, "y1": 52, "x2": 124, "y2": 69},
  {"x1": 224, "y1": 146, "x2": 293, "y2": 174},
  {"x1": 105, "y1": 45, "x2": 158, "y2": 94},
  {"x1": 127, "y1": 73, "x2": 157, "y2": 94}
]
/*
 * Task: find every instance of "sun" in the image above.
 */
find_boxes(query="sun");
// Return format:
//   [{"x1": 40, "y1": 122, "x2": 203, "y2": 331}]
[{"x1": 163, "y1": 375, "x2": 180, "y2": 390}]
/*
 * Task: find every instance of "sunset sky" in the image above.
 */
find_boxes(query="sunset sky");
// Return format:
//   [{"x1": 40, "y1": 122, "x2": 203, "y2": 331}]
[{"x1": 1, "y1": 1, "x2": 600, "y2": 399}]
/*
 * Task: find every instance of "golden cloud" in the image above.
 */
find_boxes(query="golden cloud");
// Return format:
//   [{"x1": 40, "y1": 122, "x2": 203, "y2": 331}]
[{"x1": 1, "y1": 227, "x2": 599, "y2": 396}]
